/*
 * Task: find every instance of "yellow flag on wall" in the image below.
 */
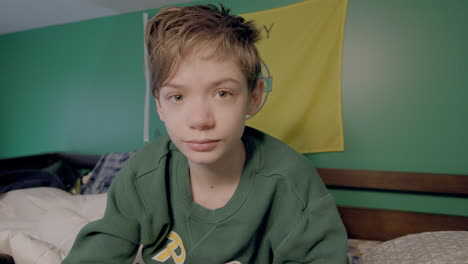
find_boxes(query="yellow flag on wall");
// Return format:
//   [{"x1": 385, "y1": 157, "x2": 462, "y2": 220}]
[{"x1": 243, "y1": 0, "x2": 347, "y2": 153}]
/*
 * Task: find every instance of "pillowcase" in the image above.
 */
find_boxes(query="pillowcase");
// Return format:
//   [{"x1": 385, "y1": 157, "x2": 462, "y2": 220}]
[{"x1": 362, "y1": 231, "x2": 468, "y2": 264}]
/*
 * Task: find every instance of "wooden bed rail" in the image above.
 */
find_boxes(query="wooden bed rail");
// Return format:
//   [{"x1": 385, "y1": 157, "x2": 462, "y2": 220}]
[
  {"x1": 317, "y1": 168, "x2": 468, "y2": 240},
  {"x1": 337, "y1": 206, "x2": 468, "y2": 241},
  {"x1": 317, "y1": 168, "x2": 468, "y2": 196}
]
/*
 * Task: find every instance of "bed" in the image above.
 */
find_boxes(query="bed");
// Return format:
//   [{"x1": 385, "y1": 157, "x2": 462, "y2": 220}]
[
  {"x1": 318, "y1": 168, "x2": 468, "y2": 263},
  {"x1": 1, "y1": 153, "x2": 467, "y2": 264}
]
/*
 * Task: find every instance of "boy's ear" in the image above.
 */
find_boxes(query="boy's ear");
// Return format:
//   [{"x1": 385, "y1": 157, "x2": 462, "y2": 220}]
[
  {"x1": 155, "y1": 98, "x2": 165, "y2": 122},
  {"x1": 247, "y1": 79, "x2": 264, "y2": 115}
]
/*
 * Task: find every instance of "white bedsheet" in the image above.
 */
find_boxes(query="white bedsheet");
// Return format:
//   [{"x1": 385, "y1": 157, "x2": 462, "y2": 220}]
[{"x1": 0, "y1": 187, "x2": 106, "y2": 264}]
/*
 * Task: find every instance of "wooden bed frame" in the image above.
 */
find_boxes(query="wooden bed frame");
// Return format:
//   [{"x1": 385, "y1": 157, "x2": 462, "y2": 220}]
[{"x1": 318, "y1": 168, "x2": 468, "y2": 241}]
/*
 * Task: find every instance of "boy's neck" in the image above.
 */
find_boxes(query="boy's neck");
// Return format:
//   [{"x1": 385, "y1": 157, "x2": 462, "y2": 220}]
[{"x1": 188, "y1": 142, "x2": 246, "y2": 210}]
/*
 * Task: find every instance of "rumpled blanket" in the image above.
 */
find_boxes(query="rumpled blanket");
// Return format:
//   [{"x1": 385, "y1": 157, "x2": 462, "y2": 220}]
[
  {"x1": 0, "y1": 160, "x2": 79, "y2": 195},
  {"x1": 80, "y1": 152, "x2": 135, "y2": 194}
]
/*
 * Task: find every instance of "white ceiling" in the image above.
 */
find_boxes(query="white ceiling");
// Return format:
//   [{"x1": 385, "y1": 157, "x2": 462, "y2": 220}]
[{"x1": 0, "y1": 0, "x2": 194, "y2": 35}]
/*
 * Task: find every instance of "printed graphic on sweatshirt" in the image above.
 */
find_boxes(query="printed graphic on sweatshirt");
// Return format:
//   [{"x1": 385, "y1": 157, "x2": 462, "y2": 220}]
[
  {"x1": 152, "y1": 231, "x2": 241, "y2": 264},
  {"x1": 153, "y1": 231, "x2": 186, "y2": 264}
]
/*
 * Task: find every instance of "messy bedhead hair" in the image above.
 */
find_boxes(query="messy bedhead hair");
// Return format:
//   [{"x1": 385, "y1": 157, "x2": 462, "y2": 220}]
[{"x1": 145, "y1": 4, "x2": 261, "y2": 98}]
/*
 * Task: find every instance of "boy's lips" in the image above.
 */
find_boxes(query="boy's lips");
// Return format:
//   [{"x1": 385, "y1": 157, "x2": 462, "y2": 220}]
[{"x1": 184, "y1": 139, "x2": 220, "y2": 151}]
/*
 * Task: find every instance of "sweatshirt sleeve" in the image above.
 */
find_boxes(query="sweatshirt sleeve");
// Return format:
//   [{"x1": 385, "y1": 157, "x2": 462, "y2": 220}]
[
  {"x1": 273, "y1": 195, "x2": 350, "y2": 264},
  {"x1": 62, "y1": 163, "x2": 147, "y2": 264}
]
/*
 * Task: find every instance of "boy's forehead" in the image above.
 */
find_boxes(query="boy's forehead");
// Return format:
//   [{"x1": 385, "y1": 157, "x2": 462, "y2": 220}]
[
  {"x1": 163, "y1": 44, "x2": 245, "y2": 85},
  {"x1": 184, "y1": 42, "x2": 235, "y2": 63}
]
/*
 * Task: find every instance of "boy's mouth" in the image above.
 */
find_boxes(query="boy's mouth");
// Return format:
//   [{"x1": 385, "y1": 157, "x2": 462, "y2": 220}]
[{"x1": 184, "y1": 139, "x2": 220, "y2": 151}]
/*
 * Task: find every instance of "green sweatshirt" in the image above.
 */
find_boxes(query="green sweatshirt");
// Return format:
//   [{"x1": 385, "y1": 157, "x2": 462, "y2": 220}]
[{"x1": 63, "y1": 127, "x2": 349, "y2": 264}]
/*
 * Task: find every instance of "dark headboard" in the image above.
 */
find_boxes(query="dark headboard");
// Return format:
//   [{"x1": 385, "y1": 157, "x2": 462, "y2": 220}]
[{"x1": 0, "y1": 152, "x2": 100, "y2": 171}]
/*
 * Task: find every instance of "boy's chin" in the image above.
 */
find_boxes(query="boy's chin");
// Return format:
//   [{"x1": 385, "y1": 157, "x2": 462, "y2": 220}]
[{"x1": 184, "y1": 151, "x2": 224, "y2": 167}]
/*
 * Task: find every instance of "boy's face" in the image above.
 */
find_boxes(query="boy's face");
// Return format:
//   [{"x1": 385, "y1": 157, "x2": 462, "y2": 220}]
[{"x1": 156, "y1": 46, "x2": 262, "y2": 167}]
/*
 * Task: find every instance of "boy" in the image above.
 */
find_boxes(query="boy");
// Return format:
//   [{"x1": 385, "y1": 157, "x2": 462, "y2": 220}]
[{"x1": 63, "y1": 4, "x2": 349, "y2": 264}]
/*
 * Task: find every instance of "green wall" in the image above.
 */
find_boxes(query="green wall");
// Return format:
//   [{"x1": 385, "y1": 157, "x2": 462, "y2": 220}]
[
  {"x1": 0, "y1": 13, "x2": 146, "y2": 156},
  {"x1": 1, "y1": 0, "x2": 467, "y2": 216}
]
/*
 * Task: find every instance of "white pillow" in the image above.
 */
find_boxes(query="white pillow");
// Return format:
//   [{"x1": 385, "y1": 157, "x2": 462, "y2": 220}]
[{"x1": 362, "y1": 231, "x2": 468, "y2": 264}]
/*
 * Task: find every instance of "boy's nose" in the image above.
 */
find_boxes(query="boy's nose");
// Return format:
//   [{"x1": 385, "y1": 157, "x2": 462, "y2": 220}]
[{"x1": 187, "y1": 101, "x2": 215, "y2": 130}]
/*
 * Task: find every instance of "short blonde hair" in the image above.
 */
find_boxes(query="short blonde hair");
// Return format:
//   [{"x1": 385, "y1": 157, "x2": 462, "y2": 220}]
[{"x1": 145, "y1": 4, "x2": 261, "y2": 98}]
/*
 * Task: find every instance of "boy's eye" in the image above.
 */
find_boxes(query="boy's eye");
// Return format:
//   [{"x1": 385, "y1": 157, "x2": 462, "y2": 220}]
[
  {"x1": 217, "y1": 90, "x2": 231, "y2": 98},
  {"x1": 170, "y1": 94, "x2": 183, "y2": 102}
]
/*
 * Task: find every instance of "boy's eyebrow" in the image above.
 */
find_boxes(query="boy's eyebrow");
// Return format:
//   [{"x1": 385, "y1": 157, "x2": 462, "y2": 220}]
[
  {"x1": 211, "y1": 78, "x2": 241, "y2": 87},
  {"x1": 163, "y1": 78, "x2": 242, "y2": 90}
]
